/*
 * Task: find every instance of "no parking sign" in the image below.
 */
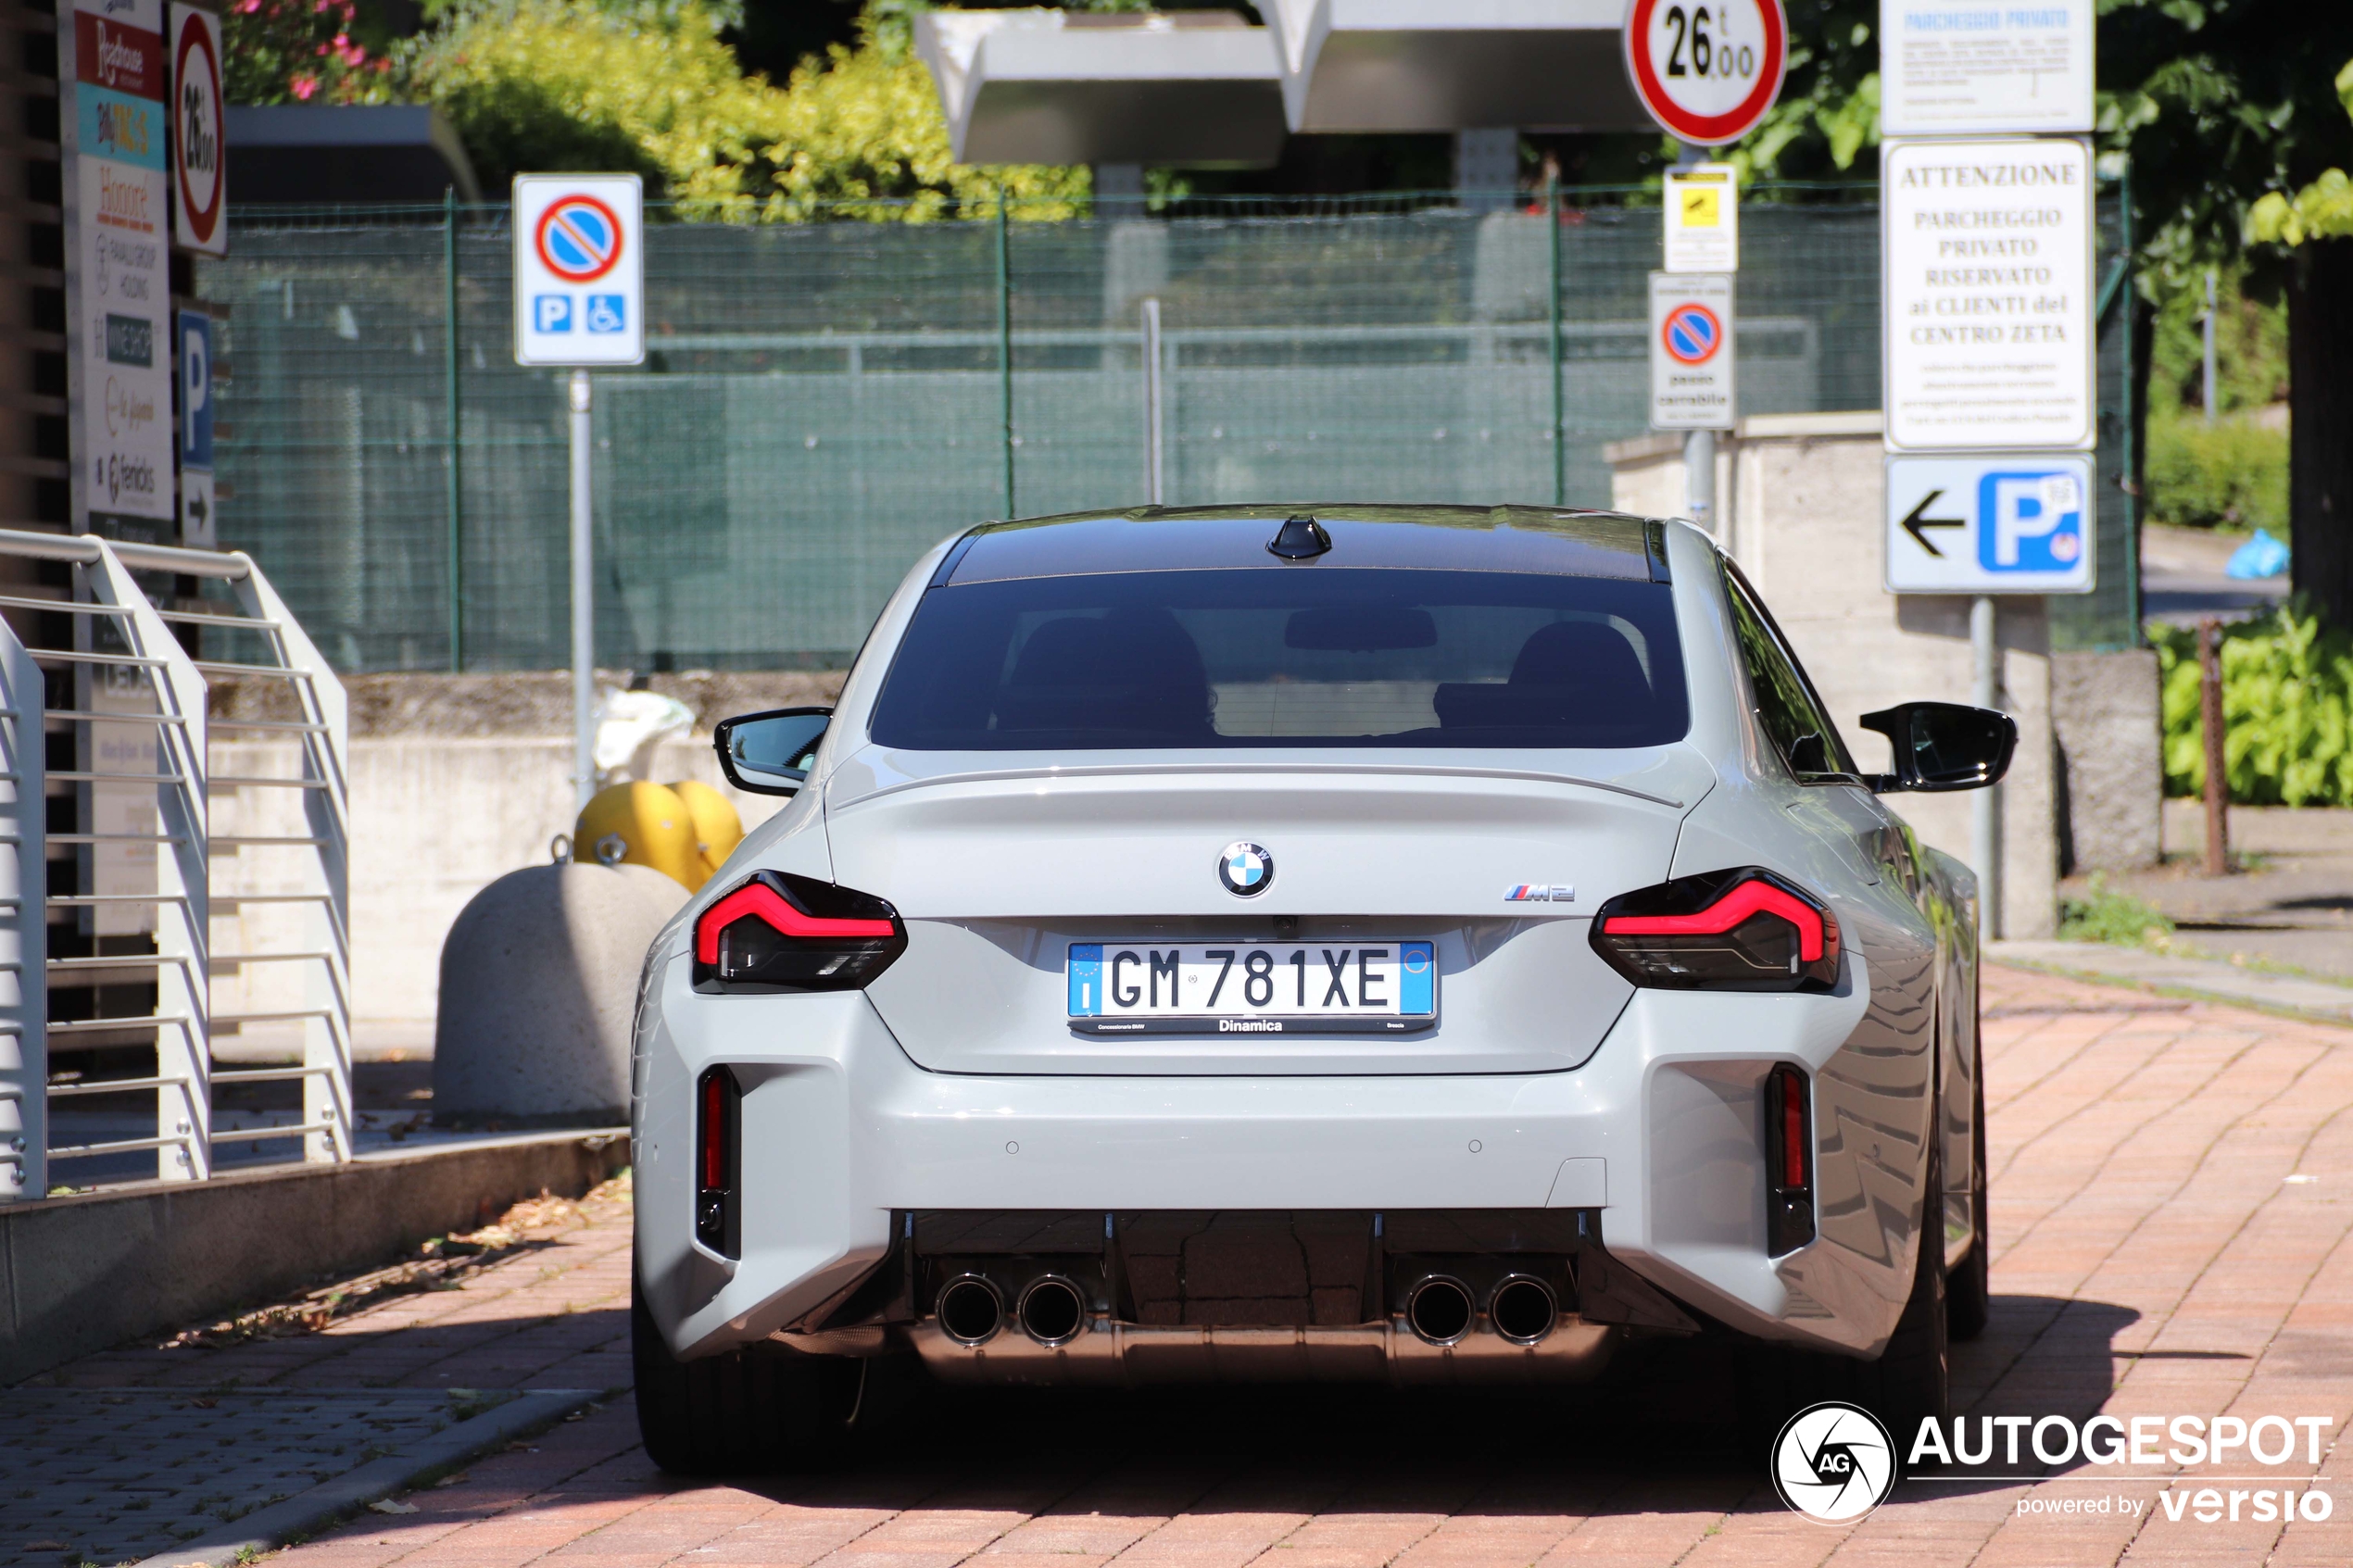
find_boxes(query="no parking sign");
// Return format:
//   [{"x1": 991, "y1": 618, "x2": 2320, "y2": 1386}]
[
  {"x1": 512, "y1": 174, "x2": 644, "y2": 366},
  {"x1": 1648, "y1": 272, "x2": 1734, "y2": 430}
]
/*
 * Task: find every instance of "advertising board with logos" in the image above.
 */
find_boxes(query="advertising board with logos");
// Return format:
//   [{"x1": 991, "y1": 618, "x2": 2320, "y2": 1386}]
[
  {"x1": 61, "y1": 0, "x2": 227, "y2": 544},
  {"x1": 65, "y1": 0, "x2": 174, "y2": 533}
]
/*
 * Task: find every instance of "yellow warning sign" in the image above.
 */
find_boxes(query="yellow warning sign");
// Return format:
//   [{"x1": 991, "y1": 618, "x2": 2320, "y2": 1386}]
[{"x1": 1663, "y1": 163, "x2": 1739, "y2": 273}]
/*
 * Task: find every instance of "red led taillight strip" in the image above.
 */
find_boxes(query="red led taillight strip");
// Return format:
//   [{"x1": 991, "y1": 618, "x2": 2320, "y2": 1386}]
[
  {"x1": 694, "y1": 880, "x2": 896, "y2": 964},
  {"x1": 1776, "y1": 1066, "x2": 1807, "y2": 1187},
  {"x1": 698, "y1": 1070, "x2": 727, "y2": 1192},
  {"x1": 1599, "y1": 878, "x2": 1833, "y2": 962}
]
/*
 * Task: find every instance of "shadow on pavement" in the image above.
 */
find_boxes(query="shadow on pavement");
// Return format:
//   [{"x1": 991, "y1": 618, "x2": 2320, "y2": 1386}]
[{"x1": 655, "y1": 1291, "x2": 2145, "y2": 1517}]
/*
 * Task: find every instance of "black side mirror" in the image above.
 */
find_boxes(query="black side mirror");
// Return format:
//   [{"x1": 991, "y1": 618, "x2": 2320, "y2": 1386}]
[
  {"x1": 712, "y1": 707, "x2": 833, "y2": 797},
  {"x1": 1857, "y1": 702, "x2": 2017, "y2": 793}
]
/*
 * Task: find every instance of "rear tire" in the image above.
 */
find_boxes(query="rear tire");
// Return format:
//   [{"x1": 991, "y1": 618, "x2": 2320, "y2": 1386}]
[
  {"x1": 1945, "y1": 1053, "x2": 1992, "y2": 1342},
  {"x1": 1846, "y1": 1135, "x2": 1951, "y2": 1439},
  {"x1": 632, "y1": 1276, "x2": 862, "y2": 1474},
  {"x1": 1737, "y1": 1137, "x2": 1951, "y2": 1453}
]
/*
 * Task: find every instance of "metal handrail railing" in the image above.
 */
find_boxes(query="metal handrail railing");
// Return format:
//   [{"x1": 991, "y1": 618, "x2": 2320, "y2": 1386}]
[{"x1": 0, "y1": 530, "x2": 352, "y2": 1199}]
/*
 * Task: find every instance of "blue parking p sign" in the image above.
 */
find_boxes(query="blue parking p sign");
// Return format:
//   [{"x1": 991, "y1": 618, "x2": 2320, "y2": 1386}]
[
  {"x1": 1979, "y1": 470, "x2": 2085, "y2": 573},
  {"x1": 1886, "y1": 453, "x2": 2096, "y2": 595}
]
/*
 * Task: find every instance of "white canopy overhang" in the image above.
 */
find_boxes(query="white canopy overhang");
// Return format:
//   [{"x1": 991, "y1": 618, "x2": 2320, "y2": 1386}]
[
  {"x1": 915, "y1": 9, "x2": 1288, "y2": 167},
  {"x1": 1257, "y1": 0, "x2": 1655, "y2": 134}
]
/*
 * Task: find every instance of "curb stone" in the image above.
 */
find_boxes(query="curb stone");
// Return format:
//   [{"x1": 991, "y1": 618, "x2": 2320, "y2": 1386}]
[
  {"x1": 1987, "y1": 939, "x2": 2353, "y2": 1027},
  {"x1": 128, "y1": 1388, "x2": 606, "y2": 1568}
]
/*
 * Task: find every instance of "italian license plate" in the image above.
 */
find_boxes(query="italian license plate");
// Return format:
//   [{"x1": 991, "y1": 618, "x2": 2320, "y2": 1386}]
[{"x1": 1066, "y1": 941, "x2": 1436, "y2": 1035}]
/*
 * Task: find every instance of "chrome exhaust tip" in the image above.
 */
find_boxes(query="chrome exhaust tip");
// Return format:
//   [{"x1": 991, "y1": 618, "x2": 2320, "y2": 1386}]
[
  {"x1": 1489, "y1": 1274, "x2": 1558, "y2": 1345},
  {"x1": 1405, "y1": 1274, "x2": 1475, "y2": 1346},
  {"x1": 937, "y1": 1273, "x2": 1004, "y2": 1346},
  {"x1": 1017, "y1": 1274, "x2": 1088, "y2": 1347}
]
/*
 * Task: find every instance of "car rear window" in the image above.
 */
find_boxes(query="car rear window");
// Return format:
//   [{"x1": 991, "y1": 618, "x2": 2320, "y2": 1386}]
[{"x1": 869, "y1": 568, "x2": 1689, "y2": 751}]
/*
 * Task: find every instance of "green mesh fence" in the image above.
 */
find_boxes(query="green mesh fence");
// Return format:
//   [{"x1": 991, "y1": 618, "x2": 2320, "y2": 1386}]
[{"x1": 195, "y1": 188, "x2": 2133, "y2": 672}]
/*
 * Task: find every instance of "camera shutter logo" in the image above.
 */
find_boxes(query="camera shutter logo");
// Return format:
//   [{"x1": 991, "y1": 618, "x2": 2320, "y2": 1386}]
[{"x1": 1770, "y1": 1401, "x2": 1897, "y2": 1524}]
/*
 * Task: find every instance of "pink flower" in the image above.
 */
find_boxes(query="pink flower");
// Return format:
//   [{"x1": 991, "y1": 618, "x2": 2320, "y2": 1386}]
[{"x1": 291, "y1": 75, "x2": 318, "y2": 98}]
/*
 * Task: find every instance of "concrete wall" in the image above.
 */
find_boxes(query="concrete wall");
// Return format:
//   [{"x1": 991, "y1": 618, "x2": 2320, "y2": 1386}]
[
  {"x1": 209, "y1": 672, "x2": 840, "y2": 1030},
  {"x1": 0, "y1": 1131, "x2": 629, "y2": 1384},
  {"x1": 1612, "y1": 413, "x2": 2060, "y2": 938},
  {"x1": 2052, "y1": 649, "x2": 2163, "y2": 873}
]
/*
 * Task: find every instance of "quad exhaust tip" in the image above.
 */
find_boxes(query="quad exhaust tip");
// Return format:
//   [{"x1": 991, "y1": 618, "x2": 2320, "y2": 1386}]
[
  {"x1": 937, "y1": 1274, "x2": 1003, "y2": 1345},
  {"x1": 1405, "y1": 1275, "x2": 1475, "y2": 1345},
  {"x1": 1018, "y1": 1275, "x2": 1088, "y2": 1346},
  {"x1": 1490, "y1": 1275, "x2": 1558, "y2": 1345}
]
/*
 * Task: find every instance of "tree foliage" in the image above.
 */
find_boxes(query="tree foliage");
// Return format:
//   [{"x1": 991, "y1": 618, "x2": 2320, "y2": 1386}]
[
  {"x1": 2155, "y1": 607, "x2": 2353, "y2": 806},
  {"x1": 228, "y1": 0, "x2": 1087, "y2": 220},
  {"x1": 2102, "y1": 3, "x2": 2353, "y2": 286},
  {"x1": 1720, "y1": 0, "x2": 1880, "y2": 183},
  {"x1": 396, "y1": 0, "x2": 1086, "y2": 218},
  {"x1": 2246, "y1": 62, "x2": 2353, "y2": 245},
  {"x1": 223, "y1": 0, "x2": 392, "y2": 105}
]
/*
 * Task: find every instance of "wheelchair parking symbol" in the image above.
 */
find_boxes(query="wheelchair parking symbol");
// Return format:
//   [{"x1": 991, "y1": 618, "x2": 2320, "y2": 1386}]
[{"x1": 585, "y1": 295, "x2": 626, "y2": 334}]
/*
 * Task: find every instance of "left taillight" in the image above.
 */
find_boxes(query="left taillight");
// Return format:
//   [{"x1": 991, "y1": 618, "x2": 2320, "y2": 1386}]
[
  {"x1": 691, "y1": 869, "x2": 906, "y2": 992},
  {"x1": 696, "y1": 1066, "x2": 739, "y2": 1257},
  {"x1": 1588, "y1": 867, "x2": 1841, "y2": 992}
]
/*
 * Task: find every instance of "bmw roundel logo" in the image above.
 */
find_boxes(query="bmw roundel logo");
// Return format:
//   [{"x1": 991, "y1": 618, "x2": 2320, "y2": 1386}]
[{"x1": 1218, "y1": 842, "x2": 1274, "y2": 897}]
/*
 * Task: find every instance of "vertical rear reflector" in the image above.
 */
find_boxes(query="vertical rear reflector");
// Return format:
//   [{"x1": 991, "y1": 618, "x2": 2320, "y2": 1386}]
[
  {"x1": 695, "y1": 1067, "x2": 739, "y2": 1258},
  {"x1": 1765, "y1": 1063, "x2": 1815, "y2": 1255}
]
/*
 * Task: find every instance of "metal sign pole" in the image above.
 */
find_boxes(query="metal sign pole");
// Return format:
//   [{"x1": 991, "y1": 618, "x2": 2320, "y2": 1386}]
[
  {"x1": 1971, "y1": 595, "x2": 2002, "y2": 937},
  {"x1": 570, "y1": 369, "x2": 595, "y2": 811},
  {"x1": 1141, "y1": 297, "x2": 1164, "y2": 505},
  {"x1": 510, "y1": 172, "x2": 643, "y2": 815},
  {"x1": 1672, "y1": 144, "x2": 1716, "y2": 533}
]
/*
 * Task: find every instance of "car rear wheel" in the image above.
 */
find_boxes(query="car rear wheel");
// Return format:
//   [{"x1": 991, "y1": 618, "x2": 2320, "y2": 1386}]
[
  {"x1": 1945, "y1": 1051, "x2": 1992, "y2": 1342},
  {"x1": 1738, "y1": 1137, "x2": 1951, "y2": 1451},
  {"x1": 632, "y1": 1276, "x2": 863, "y2": 1474}
]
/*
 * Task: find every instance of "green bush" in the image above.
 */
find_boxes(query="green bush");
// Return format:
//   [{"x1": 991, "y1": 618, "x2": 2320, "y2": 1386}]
[
  {"x1": 2057, "y1": 873, "x2": 2176, "y2": 947},
  {"x1": 2145, "y1": 412, "x2": 2289, "y2": 534},
  {"x1": 2153, "y1": 607, "x2": 2353, "y2": 805}
]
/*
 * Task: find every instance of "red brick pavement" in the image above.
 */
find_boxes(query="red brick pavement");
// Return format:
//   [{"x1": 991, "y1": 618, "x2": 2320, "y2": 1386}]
[{"x1": 57, "y1": 965, "x2": 2353, "y2": 1567}]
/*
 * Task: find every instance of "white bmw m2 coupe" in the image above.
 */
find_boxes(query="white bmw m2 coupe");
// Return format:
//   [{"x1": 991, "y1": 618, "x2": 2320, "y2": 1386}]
[{"x1": 630, "y1": 506, "x2": 2015, "y2": 1473}]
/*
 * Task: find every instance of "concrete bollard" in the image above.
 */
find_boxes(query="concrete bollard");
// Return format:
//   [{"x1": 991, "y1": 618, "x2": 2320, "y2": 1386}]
[{"x1": 433, "y1": 862, "x2": 687, "y2": 1126}]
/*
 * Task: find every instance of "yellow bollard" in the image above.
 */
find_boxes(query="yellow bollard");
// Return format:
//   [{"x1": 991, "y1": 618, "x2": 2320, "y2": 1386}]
[
  {"x1": 668, "y1": 779, "x2": 745, "y2": 885},
  {"x1": 573, "y1": 782, "x2": 701, "y2": 890}
]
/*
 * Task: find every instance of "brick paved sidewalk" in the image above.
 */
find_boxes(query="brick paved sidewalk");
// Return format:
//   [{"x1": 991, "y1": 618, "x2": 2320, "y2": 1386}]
[{"x1": 21, "y1": 964, "x2": 2353, "y2": 1568}]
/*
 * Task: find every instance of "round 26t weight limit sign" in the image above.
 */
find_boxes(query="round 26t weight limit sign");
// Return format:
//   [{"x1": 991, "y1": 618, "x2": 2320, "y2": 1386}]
[{"x1": 1622, "y1": 0, "x2": 1788, "y2": 144}]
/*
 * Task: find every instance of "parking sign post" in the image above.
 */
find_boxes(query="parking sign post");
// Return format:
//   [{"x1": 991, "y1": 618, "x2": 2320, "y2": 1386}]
[{"x1": 513, "y1": 174, "x2": 644, "y2": 808}]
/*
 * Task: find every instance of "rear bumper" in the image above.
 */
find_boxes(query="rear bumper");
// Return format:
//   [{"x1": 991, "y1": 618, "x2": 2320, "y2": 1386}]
[{"x1": 633, "y1": 947, "x2": 1929, "y2": 1366}]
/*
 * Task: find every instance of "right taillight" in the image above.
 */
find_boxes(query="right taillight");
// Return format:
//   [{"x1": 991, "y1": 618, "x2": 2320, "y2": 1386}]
[
  {"x1": 1764, "y1": 1062, "x2": 1816, "y2": 1255},
  {"x1": 692, "y1": 869, "x2": 906, "y2": 991},
  {"x1": 1588, "y1": 867, "x2": 1841, "y2": 992}
]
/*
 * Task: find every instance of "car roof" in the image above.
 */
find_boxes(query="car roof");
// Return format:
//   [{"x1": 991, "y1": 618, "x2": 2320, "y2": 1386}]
[{"x1": 941, "y1": 505, "x2": 1671, "y2": 585}]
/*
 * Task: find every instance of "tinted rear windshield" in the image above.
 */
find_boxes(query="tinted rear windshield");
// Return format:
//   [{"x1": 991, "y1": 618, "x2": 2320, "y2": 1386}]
[{"x1": 869, "y1": 568, "x2": 1689, "y2": 751}]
